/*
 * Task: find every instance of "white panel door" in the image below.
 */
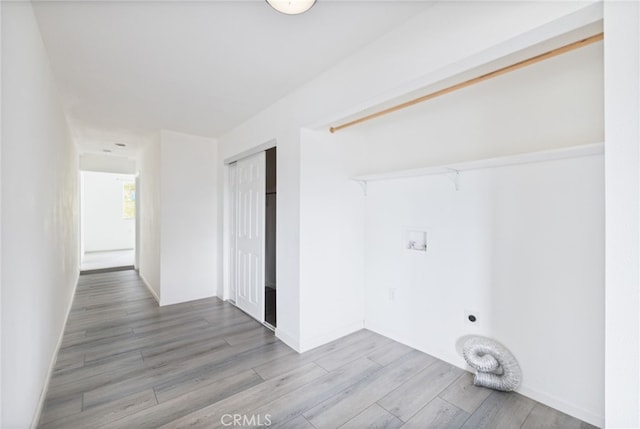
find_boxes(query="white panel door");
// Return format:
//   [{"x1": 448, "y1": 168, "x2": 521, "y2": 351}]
[{"x1": 235, "y1": 151, "x2": 266, "y2": 322}]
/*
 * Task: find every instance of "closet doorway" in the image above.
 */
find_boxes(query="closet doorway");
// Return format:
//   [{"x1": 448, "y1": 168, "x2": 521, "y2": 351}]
[
  {"x1": 228, "y1": 146, "x2": 277, "y2": 329},
  {"x1": 264, "y1": 148, "x2": 277, "y2": 327}
]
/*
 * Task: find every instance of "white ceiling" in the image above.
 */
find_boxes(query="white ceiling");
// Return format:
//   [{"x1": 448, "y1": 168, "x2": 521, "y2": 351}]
[{"x1": 32, "y1": 1, "x2": 432, "y2": 156}]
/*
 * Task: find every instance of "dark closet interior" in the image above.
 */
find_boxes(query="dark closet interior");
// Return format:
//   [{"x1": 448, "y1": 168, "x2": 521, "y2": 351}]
[{"x1": 264, "y1": 147, "x2": 277, "y2": 327}]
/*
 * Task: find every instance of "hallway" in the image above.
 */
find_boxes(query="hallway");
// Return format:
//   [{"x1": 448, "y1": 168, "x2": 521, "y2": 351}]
[{"x1": 39, "y1": 271, "x2": 594, "y2": 428}]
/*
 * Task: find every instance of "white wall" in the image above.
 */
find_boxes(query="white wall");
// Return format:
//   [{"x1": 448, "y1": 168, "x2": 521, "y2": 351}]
[
  {"x1": 159, "y1": 130, "x2": 217, "y2": 306},
  {"x1": 298, "y1": 129, "x2": 367, "y2": 349},
  {"x1": 1, "y1": 2, "x2": 79, "y2": 427},
  {"x1": 218, "y1": 1, "x2": 597, "y2": 352},
  {"x1": 603, "y1": 2, "x2": 640, "y2": 427},
  {"x1": 364, "y1": 156, "x2": 603, "y2": 425},
  {"x1": 81, "y1": 171, "x2": 135, "y2": 252},
  {"x1": 358, "y1": 42, "x2": 603, "y2": 174},
  {"x1": 138, "y1": 130, "x2": 218, "y2": 305},
  {"x1": 139, "y1": 135, "x2": 162, "y2": 300}
]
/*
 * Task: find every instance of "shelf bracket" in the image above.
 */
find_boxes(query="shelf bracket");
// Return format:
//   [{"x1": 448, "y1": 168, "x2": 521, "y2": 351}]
[
  {"x1": 354, "y1": 180, "x2": 368, "y2": 196},
  {"x1": 446, "y1": 169, "x2": 460, "y2": 191}
]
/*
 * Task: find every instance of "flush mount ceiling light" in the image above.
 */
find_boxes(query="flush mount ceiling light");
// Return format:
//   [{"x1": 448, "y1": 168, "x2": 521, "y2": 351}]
[
  {"x1": 115, "y1": 143, "x2": 126, "y2": 147},
  {"x1": 266, "y1": 0, "x2": 316, "y2": 15}
]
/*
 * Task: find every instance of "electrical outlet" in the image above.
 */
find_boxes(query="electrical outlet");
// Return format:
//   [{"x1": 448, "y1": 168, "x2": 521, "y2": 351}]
[
  {"x1": 465, "y1": 309, "x2": 479, "y2": 325},
  {"x1": 389, "y1": 288, "x2": 397, "y2": 301}
]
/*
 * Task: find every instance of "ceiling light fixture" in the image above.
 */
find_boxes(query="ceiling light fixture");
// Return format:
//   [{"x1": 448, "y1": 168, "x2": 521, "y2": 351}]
[
  {"x1": 266, "y1": 0, "x2": 316, "y2": 15},
  {"x1": 115, "y1": 143, "x2": 126, "y2": 147},
  {"x1": 103, "y1": 149, "x2": 112, "y2": 153}
]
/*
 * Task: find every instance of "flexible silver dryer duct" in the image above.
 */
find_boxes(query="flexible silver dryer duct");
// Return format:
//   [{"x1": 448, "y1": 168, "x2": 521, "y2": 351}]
[{"x1": 462, "y1": 336, "x2": 521, "y2": 392}]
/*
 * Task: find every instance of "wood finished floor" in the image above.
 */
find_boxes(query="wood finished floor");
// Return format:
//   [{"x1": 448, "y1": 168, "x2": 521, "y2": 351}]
[{"x1": 40, "y1": 270, "x2": 596, "y2": 429}]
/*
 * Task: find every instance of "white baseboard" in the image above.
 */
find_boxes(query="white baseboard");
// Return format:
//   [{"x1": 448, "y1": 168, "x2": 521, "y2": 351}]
[
  {"x1": 517, "y1": 385, "x2": 604, "y2": 428},
  {"x1": 139, "y1": 273, "x2": 160, "y2": 304},
  {"x1": 275, "y1": 328, "x2": 301, "y2": 352},
  {"x1": 138, "y1": 273, "x2": 218, "y2": 307},
  {"x1": 159, "y1": 292, "x2": 218, "y2": 307},
  {"x1": 31, "y1": 272, "x2": 80, "y2": 429},
  {"x1": 83, "y1": 248, "x2": 134, "y2": 254},
  {"x1": 364, "y1": 320, "x2": 604, "y2": 429},
  {"x1": 298, "y1": 320, "x2": 365, "y2": 353},
  {"x1": 364, "y1": 320, "x2": 456, "y2": 366}
]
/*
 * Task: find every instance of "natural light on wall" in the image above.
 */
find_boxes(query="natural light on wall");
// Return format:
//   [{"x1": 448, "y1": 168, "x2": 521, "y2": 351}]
[{"x1": 122, "y1": 182, "x2": 135, "y2": 219}]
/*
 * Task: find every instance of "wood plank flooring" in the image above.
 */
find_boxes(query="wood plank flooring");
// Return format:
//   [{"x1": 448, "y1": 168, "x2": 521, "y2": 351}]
[{"x1": 39, "y1": 270, "x2": 597, "y2": 428}]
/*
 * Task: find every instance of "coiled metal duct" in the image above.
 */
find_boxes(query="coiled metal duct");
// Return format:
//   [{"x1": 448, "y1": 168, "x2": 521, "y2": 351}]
[{"x1": 462, "y1": 336, "x2": 521, "y2": 392}]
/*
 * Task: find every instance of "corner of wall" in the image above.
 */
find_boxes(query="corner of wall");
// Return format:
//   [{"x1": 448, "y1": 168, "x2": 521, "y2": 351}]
[
  {"x1": 139, "y1": 272, "x2": 160, "y2": 305},
  {"x1": 298, "y1": 321, "x2": 365, "y2": 353},
  {"x1": 138, "y1": 138, "x2": 162, "y2": 302},
  {"x1": 275, "y1": 328, "x2": 302, "y2": 353}
]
